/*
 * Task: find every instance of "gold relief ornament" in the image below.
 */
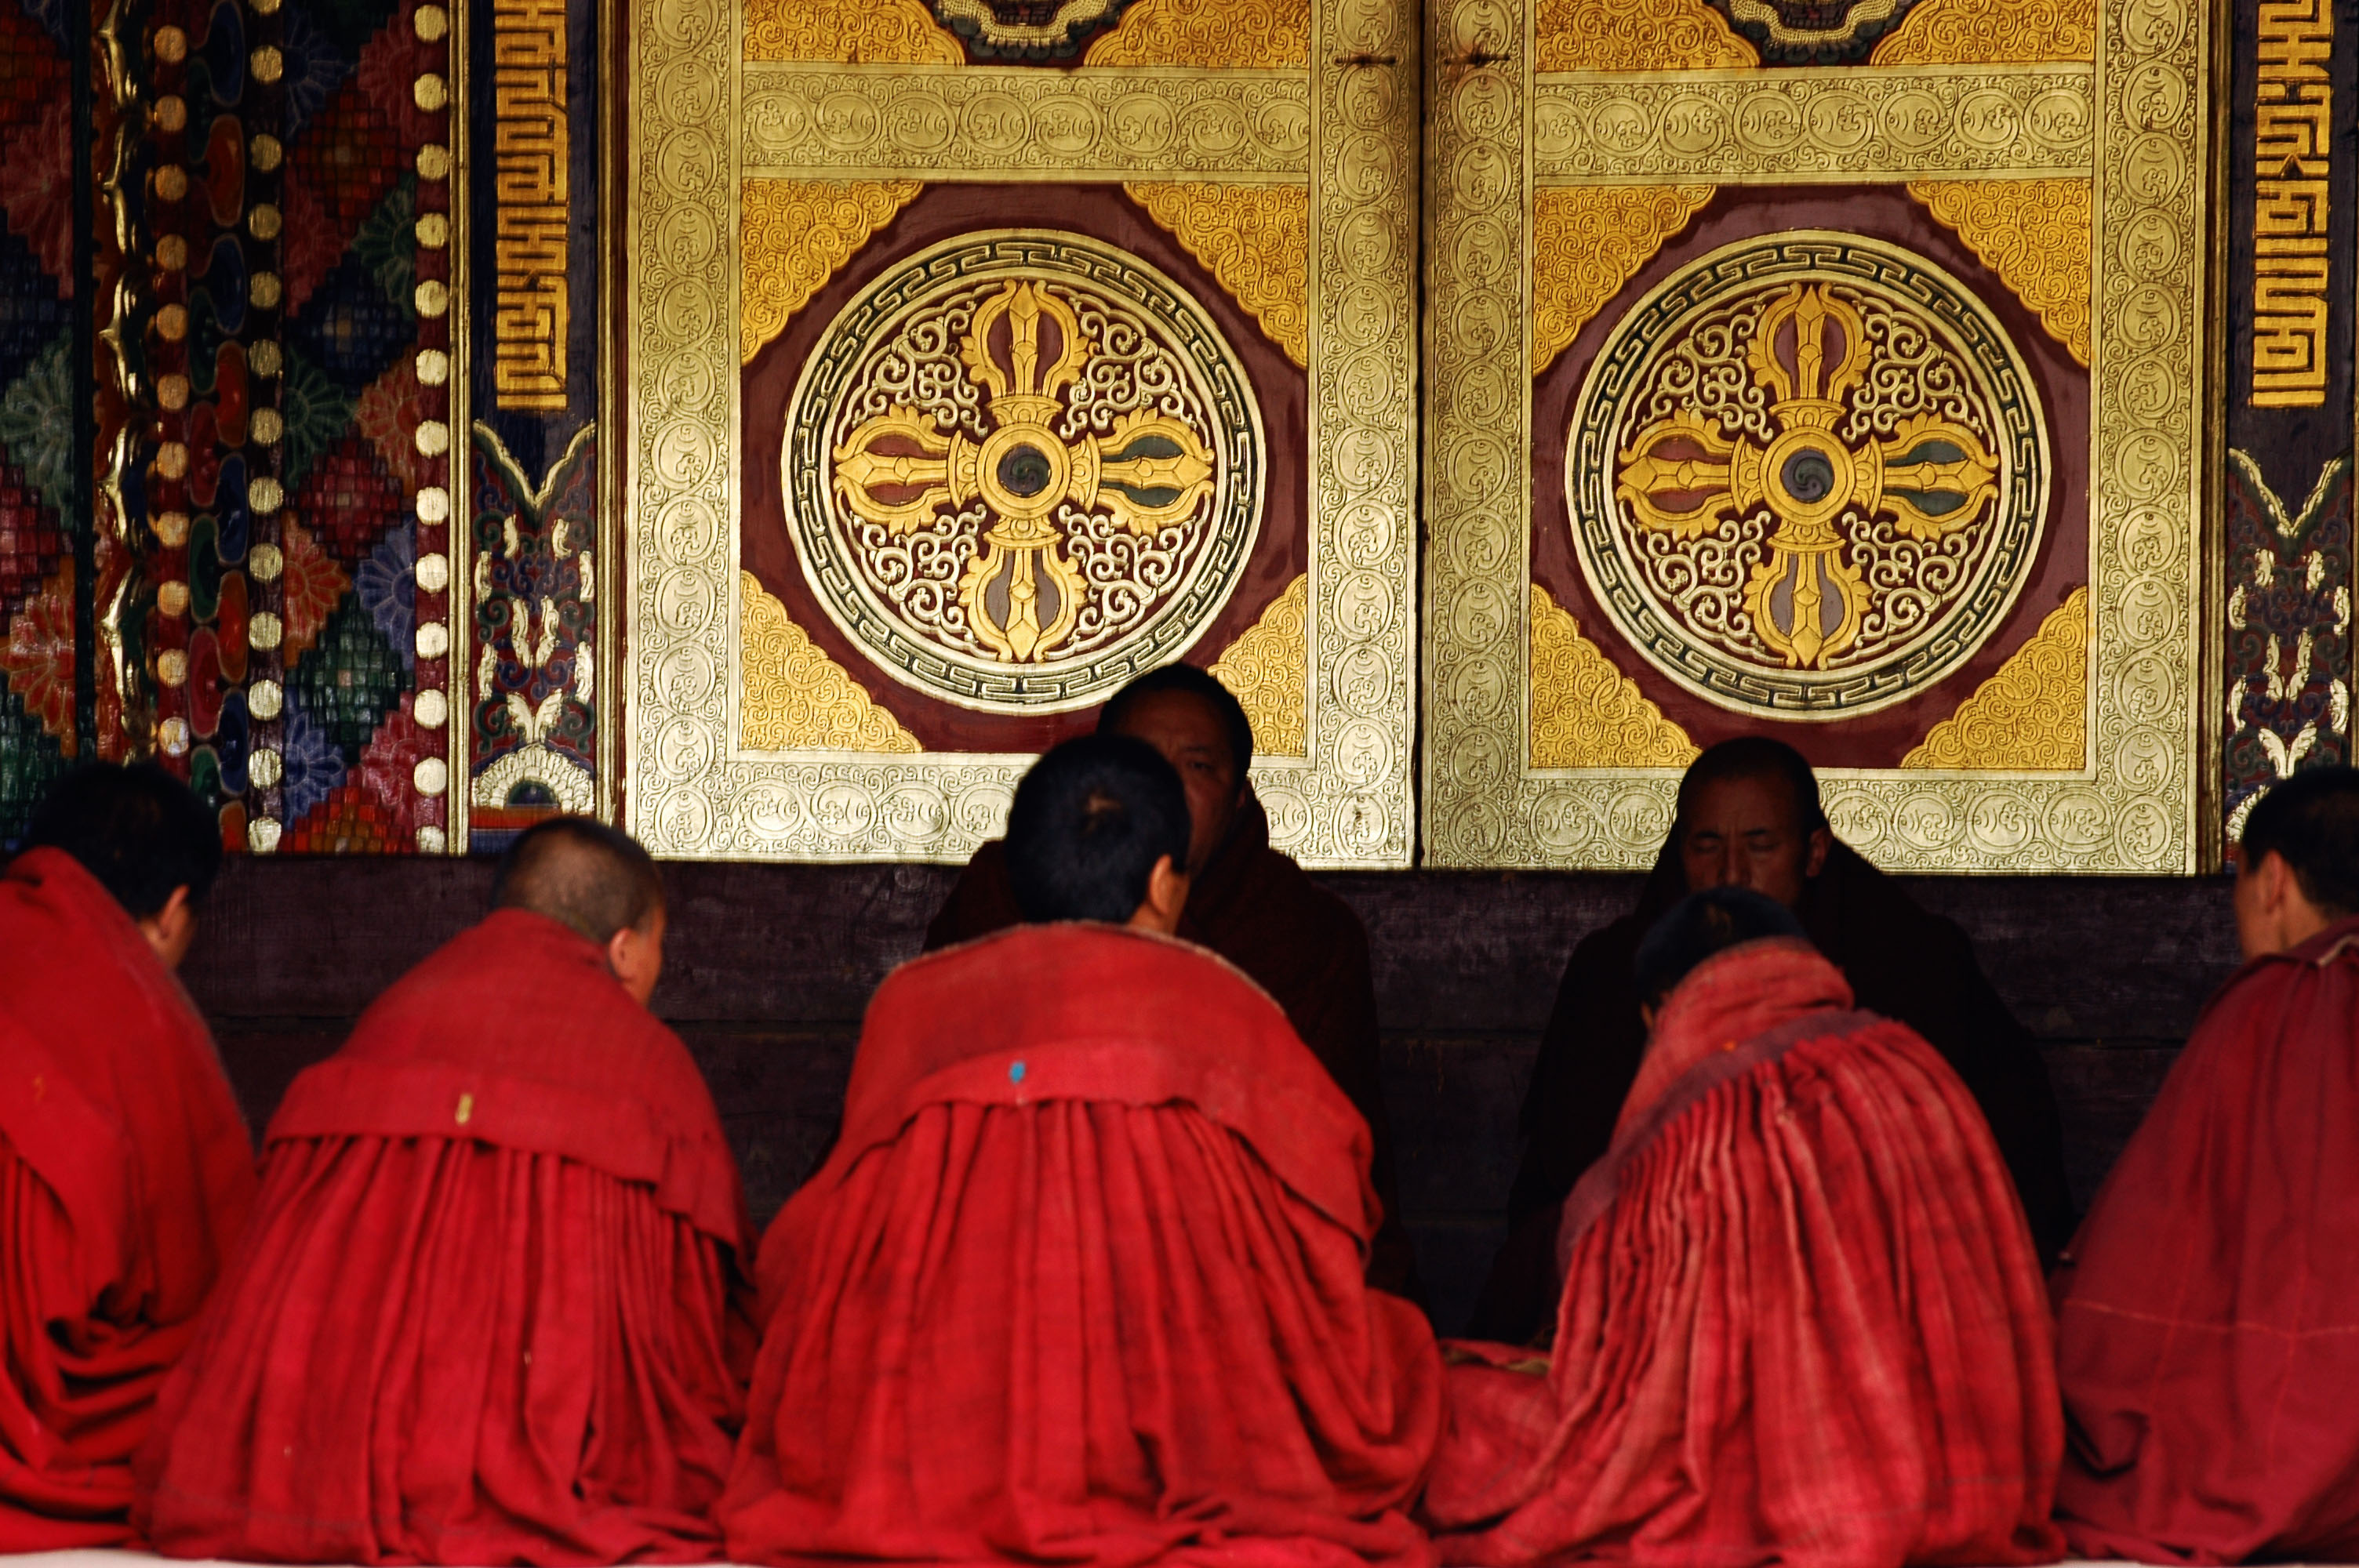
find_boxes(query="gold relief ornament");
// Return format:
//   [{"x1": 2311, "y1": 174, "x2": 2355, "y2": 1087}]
[
  {"x1": 1869, "y1": 0, "x2": 2095, "y2": 62},
  {"x1": 1536, "y1": 0, "x2": 1758, "y2": 70},
  {"x1": 1081, "y1": 0, "x2": 1309, "y2": 69},
  {"x1": 1570, "y1": 232, "x2": 2048, "y2": 717},
  {"x1": 786, "y1": 230, "x2": 1264, "y2": 713},
  {"x1": 1125, "y1": 183, "x2": 1308, "y2": 369},
  {"x1": 1528, "y1": 585, "x2": 1699, "y2": 769},
  {"x1": 1901, "y1": 585, "x2": 2088, "y2": 768},
  {"x1": 1207, "y1": 572, "x2": 1309, "y2": 755},
  {"x1": 742, "y1": 180, "x2": 925, "y2": 365},
  {"x1": 744, "y1": 0, "x2": 961, "y2": 62},
  {"x1": 739, "y1": 572, "x2": 922, "y2": 753},
  {"x1": 1907, "y1": 178, "x2": 2092, "y2": 367},
  {"x1": 1532, "y1": 186, "x2": 1715, "y2": 378}
]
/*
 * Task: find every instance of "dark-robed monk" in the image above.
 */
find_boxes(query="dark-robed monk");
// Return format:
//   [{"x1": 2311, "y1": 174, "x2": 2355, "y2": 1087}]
[
  {"x1": 137, "y1": 818, "x2": 753, "y2": 1565},
  {"x1": 1476, "y1": 736, "x2": 2072, "y2": 1341},
  {"x1": 1423, "y1": 889, "x2": 2065, "y2": 1568},
  {"x1": 723, "y1": 735, "x2": 1441, "y2": 1568},
  {"x1": 0, "y1": 764, "x2": 256, "y2": 1548},
  {"x1": 2054, "y1": 765, "x2": 2359, "y2": 1563},
  {"x1": 925, "y1": 664, "x2": 1419, "y2": 1298}
]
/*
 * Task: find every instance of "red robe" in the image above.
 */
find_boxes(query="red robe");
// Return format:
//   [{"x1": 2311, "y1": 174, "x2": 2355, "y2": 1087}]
[
  {"x1": 1424, "y1": 940, "x2": 2063, "y2": 1568},
  {"x1": 2053, "y1": 915, "x2": 2359, "y2": 1563},
  {"x1": 722, "y1": 923, "x2": 1443, "y2": 1568},
  {"x1": 134, "y1": 908, "x2": 753, "y2": 1566},
  {"x1": 926, "y1": 795, "x2": 1419, "y2": 1298},
  {"x1": 0, "y1": 848, "x2": 256, "y2": 1548}
]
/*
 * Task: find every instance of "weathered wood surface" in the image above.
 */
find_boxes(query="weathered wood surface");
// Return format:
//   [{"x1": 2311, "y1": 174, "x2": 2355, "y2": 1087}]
[{"x1": 186, "y1": 862, "x2": 2238, "y2": 1332}]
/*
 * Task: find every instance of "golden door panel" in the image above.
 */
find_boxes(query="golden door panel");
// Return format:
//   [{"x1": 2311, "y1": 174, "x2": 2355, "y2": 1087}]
[
  {"x1": 627, "y1": 0, "x2": 1419, "y2": 862},
  {"x1": 1425, "y1": 0, "x2": 2211, "y2": 870}
]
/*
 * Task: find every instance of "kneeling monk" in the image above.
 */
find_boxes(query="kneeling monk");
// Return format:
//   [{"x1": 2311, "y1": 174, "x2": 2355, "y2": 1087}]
[
  {"x1": 2054, "y1": 765, "x2": 2359, "y2": 1562},
  {"x1": 137, "y1": 818, "x2": 752, "y2": 1564},
  {"x1": 0, "y1": 764, "x2": 256, "y2": 1548},
  {"x1": 1425, "y1": 888, "x2": 2063, "y2": 1568},
  {"x1": 724, "y1": 735, "x2": 1441, "y2": 1568}
]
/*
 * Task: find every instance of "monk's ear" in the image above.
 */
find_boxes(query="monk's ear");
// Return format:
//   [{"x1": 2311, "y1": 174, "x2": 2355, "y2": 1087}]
[
  {"x1": 1803, "y1": 825, "x2": 1831, "y2": 880},
  {"x1": 137, "y1": 885, "x2": 198, "y2": 971},
  {"x1": 1640, "y1": 1000, "x2": 1660, "y2": 1033},
  {"x1": 1128, "y1": 855, "x2": 1189, "y2": 935}
]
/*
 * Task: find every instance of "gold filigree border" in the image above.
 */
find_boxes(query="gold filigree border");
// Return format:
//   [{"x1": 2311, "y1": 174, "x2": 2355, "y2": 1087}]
[
  {"x1": 1209, "y1": 573, "x2": 1310, "y2": 756},
  {"x1": 1532, "y1": 185, "x2": 1714, "y2": 376},
  {"x1": 1901, "y1": 586, "x2": 2089, "y2": 769},
  {"x1": 741, "y1": 179, "x2": 923, "y2": 365},
  {"x1": 1125, "y1": 182, "x2": 1309, "y2": 368},
  {"x1": 1423, "y1": 0, "x2": 2205, "y2": 870},
  {"x1": 1908, "y1": 176, "x2": 2092, "y2": 366},
  {"x1": 1528, "y1": 585, "x2": 1698, "y2": 768}
]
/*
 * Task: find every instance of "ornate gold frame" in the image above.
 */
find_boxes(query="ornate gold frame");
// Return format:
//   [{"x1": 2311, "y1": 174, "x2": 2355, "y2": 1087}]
[
  {"x1": 1423, "y1": 0, "x2": 2215, "y2": 872},
  {"x1": 625, "y1": 0, "x2": 1419, "y2": 865}
]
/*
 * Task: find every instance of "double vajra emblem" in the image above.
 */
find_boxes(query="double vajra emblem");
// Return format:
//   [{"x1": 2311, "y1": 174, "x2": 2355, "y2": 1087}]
[
  {"x1": 1615, "y1": 285, "x2": 2001, "y2": 669},
  {"x1": 831, "y1": 281, "x2": 1216, "y2": 662}
]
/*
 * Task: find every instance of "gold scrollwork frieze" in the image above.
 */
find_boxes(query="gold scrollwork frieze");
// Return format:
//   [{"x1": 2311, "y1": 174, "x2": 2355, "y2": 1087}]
[
  {"x1": 742, "y1": 65, "x2": 1312, "y2": 182},
  {"x1": 1533, "y1": 64, "x2": 2093, "y2": 183}
]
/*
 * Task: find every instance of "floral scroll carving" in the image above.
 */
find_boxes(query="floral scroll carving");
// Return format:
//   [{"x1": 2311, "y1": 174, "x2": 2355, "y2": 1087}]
[
  {"x1": 1536, "y1": 0, "x2": 1759, "y2": 71},
  {"x1": 740, "y1": 572, "x2": 921, "y2": 753},
  {"x1": 1529, "y1": 586, "x2": 1700, "y2": 769},
  {"x1": 745, "y1": 0, "x2": 962, "y2": 63},
  {"x1": 1902, "y1": 586, "x2": 2088, "y2": 769},
  {"x1": 1908, "y1": 178, "x2": 2092, "y2": 366},
  {"x1": 1532, "y1": 186, "x2": 1714, "y2": 377},
  {"x1": 1081, "y1": 0, "x2": 1310, "y2": 67},
  {"x1": 1870, "y1": 0, "x2": 2095, "y2": 63},
  {"x1": 1125, "y1": 183, "x2": 1309, "y2": 369},
  {"x1": 1209, "y1": 573, "x2": 1309, "y2": 756},
  {"x1": 741, "y1": 180, "x2": 924, "y2": 365}
]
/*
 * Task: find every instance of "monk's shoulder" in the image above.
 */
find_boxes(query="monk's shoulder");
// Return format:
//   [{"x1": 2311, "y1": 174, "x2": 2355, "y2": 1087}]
[{"x1": 1212, "y1": 847, "x2": 1369, "y2": 955}]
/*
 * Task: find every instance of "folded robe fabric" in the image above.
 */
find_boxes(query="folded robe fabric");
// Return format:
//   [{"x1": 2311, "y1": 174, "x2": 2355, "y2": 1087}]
[
  {"x1": 924, "y1": 793, "x2": 1420, "y2": 1299},
  {"x1": 722, "y1": 922, "x2": 1444, "y2": 1568},
  {"x1": 2053, "y1": 915, "x2": 2359, "y2": 1563},
  {"x1": 0, "y1": 849, "x2": 256, "y2": 1549},
  {"x1": 134, "y1": 908, "x2": 754, "y2": 1566},
  {"x1": 1425, "y1": 940, "x2": 2064, "y2": 1568}
]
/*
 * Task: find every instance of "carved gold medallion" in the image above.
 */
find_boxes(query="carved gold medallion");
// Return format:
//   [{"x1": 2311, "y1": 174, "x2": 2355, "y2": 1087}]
[
  {"x1": 1568, "y1": 231, "x2": 2049, "y2": 717},
  {"x1": 782, "y1": 230, "x2": 1265, "y2": 713}
]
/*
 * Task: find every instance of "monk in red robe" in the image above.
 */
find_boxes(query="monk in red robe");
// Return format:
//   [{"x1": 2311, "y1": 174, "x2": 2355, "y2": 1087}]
[
  {"x1": 1426, "y1": 887, "x2": 2064, "y2": 1568},
  {"x1": 137, "y1": 817, "x2": 752, "y2": 1565},
  {"x1": 1477, "y1": 736, "x2": 2072, "y2": 1340},
  {"x1": 725, "y1": 734, "x2": 1441, "y2": 1568},
  {"x1": 2054, "y1": 764, "x2": 2359, "y2": 1562},
  {"x1": 925, "y1": 664, "x2": 1418, "y2": 1298},
  {"x1": 0, "y1": 764, "x2": 256, "y2": 1548}
]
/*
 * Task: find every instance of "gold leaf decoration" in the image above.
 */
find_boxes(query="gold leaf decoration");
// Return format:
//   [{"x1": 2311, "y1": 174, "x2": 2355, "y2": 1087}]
[
  {"x1": 1902, "y1": 586, "x2": 2088, "y2": 770},
  {"x1": 1208, "y1": 573, "x2": 1308, "y2": 757},
  {"x1": 1908, "y1": 179, "x2": 2092, "y2": 367},
  {"x1": 1529, "y1": 584, "x2": 1699, "y2": 769},
  {"x1": 740, "y1": 571, "x2": 921, "y2": 753},
  {"x1": 1124, "y1": 183, "x2": 1308, "y2": 368},
  {"x1": 742, "y1": 180, "x2": 924, "y2": 365},
  {"x1": 1870, "y1": 0, "x2": 2095, "y2": 64},
  {"x1": 1536, "y1": 0, "x2": 1758, "y2": 71},
  {"x1": 1081, "y1": 0, "x2": 1309, "y2": 67},
  {"x1": 1533, "y1": 185, "x2": 1715, "y2": 377},
  {"x1": 745, "y1": 0, "x2": 962, "y2": 62}
]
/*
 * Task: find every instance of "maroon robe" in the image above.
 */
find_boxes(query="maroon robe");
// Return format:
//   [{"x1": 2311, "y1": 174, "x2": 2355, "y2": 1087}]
[
  {"x1": 2053, "y1": 914, "x2": 2359, "y2": 1562},
  {"x1": 925, "y1": 793, "x2": 1419, "y2": 1298}
]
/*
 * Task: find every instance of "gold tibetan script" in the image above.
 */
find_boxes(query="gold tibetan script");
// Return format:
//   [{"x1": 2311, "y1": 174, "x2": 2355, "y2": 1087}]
[
  {"x1": 2253, "y1": 0, "x2": 2332, "y2": 408},
  {"x1": 493, "y1": 0, "x2": 569, "y2": 411}
]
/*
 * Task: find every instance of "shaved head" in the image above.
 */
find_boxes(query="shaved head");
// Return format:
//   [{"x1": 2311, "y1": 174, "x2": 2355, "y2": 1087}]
[{"x1": 492, "y1": 817, "x2": 664, "y2": 944}]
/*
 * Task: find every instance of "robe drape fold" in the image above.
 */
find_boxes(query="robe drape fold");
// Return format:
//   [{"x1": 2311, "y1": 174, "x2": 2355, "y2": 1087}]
[
  {"x1": 1426, "y1": 941, "x2": 2063, "y2": 1568},
  {"x1": 2053, "y1": 915, "x2": 2359, "y2": 1563},
  {"x1": 135, "y1": 908, "x2": 753, "y2": 1566},
  {"x1": 0, "y1": 848, "x2": 256, "y2": 1550},
  {"x1": 722, "y1": 923, "x2": 1443, "y2": 1568}
]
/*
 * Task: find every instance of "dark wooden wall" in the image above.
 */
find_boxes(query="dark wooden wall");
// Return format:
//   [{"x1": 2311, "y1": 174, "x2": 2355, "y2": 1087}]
[{"x1": 184, "y1": 862, "x2": 2240, "y2": 1333}]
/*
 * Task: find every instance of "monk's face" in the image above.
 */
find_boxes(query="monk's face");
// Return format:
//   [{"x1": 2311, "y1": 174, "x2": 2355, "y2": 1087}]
[
  {"x1": 1677, "y1": 774, "x2": 1830, "y2": 907},
  {"x1": 1110, "y1": 690, "x2": 1241, "y2": 874}
]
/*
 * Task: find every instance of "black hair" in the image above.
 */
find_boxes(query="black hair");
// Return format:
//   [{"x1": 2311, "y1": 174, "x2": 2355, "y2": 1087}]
[
  {"x1": 492, "y1": 815, "x2": 665, "y2": 944},
  {"x1": 1634, "y1": 885, "x2": 1810, "y2": 1009},
  {"x1": 1096, "y1": 663, "x2": 1254, "y2": 783},
  {"x1": 1674, "y1": 736, "x2": 1829, "y2": 838},
  {"x1": 2239, "y1": 765, "x2": 2359, "y2": 919},
  {"x1": 1006, "y1": 733, "x2": 1192, "y2": 924},
  {"x1": 23, "y1": 761, "x2": 222, "y2": 918}
]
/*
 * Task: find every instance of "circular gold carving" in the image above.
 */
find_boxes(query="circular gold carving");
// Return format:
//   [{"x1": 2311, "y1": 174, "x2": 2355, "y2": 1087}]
[
  {"x1": 1567, "y1": 231, "x2": 2050, "y2": 718},
  {"x1": 783, "y1": 230, "x2": 1265, "y2": 714}
]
